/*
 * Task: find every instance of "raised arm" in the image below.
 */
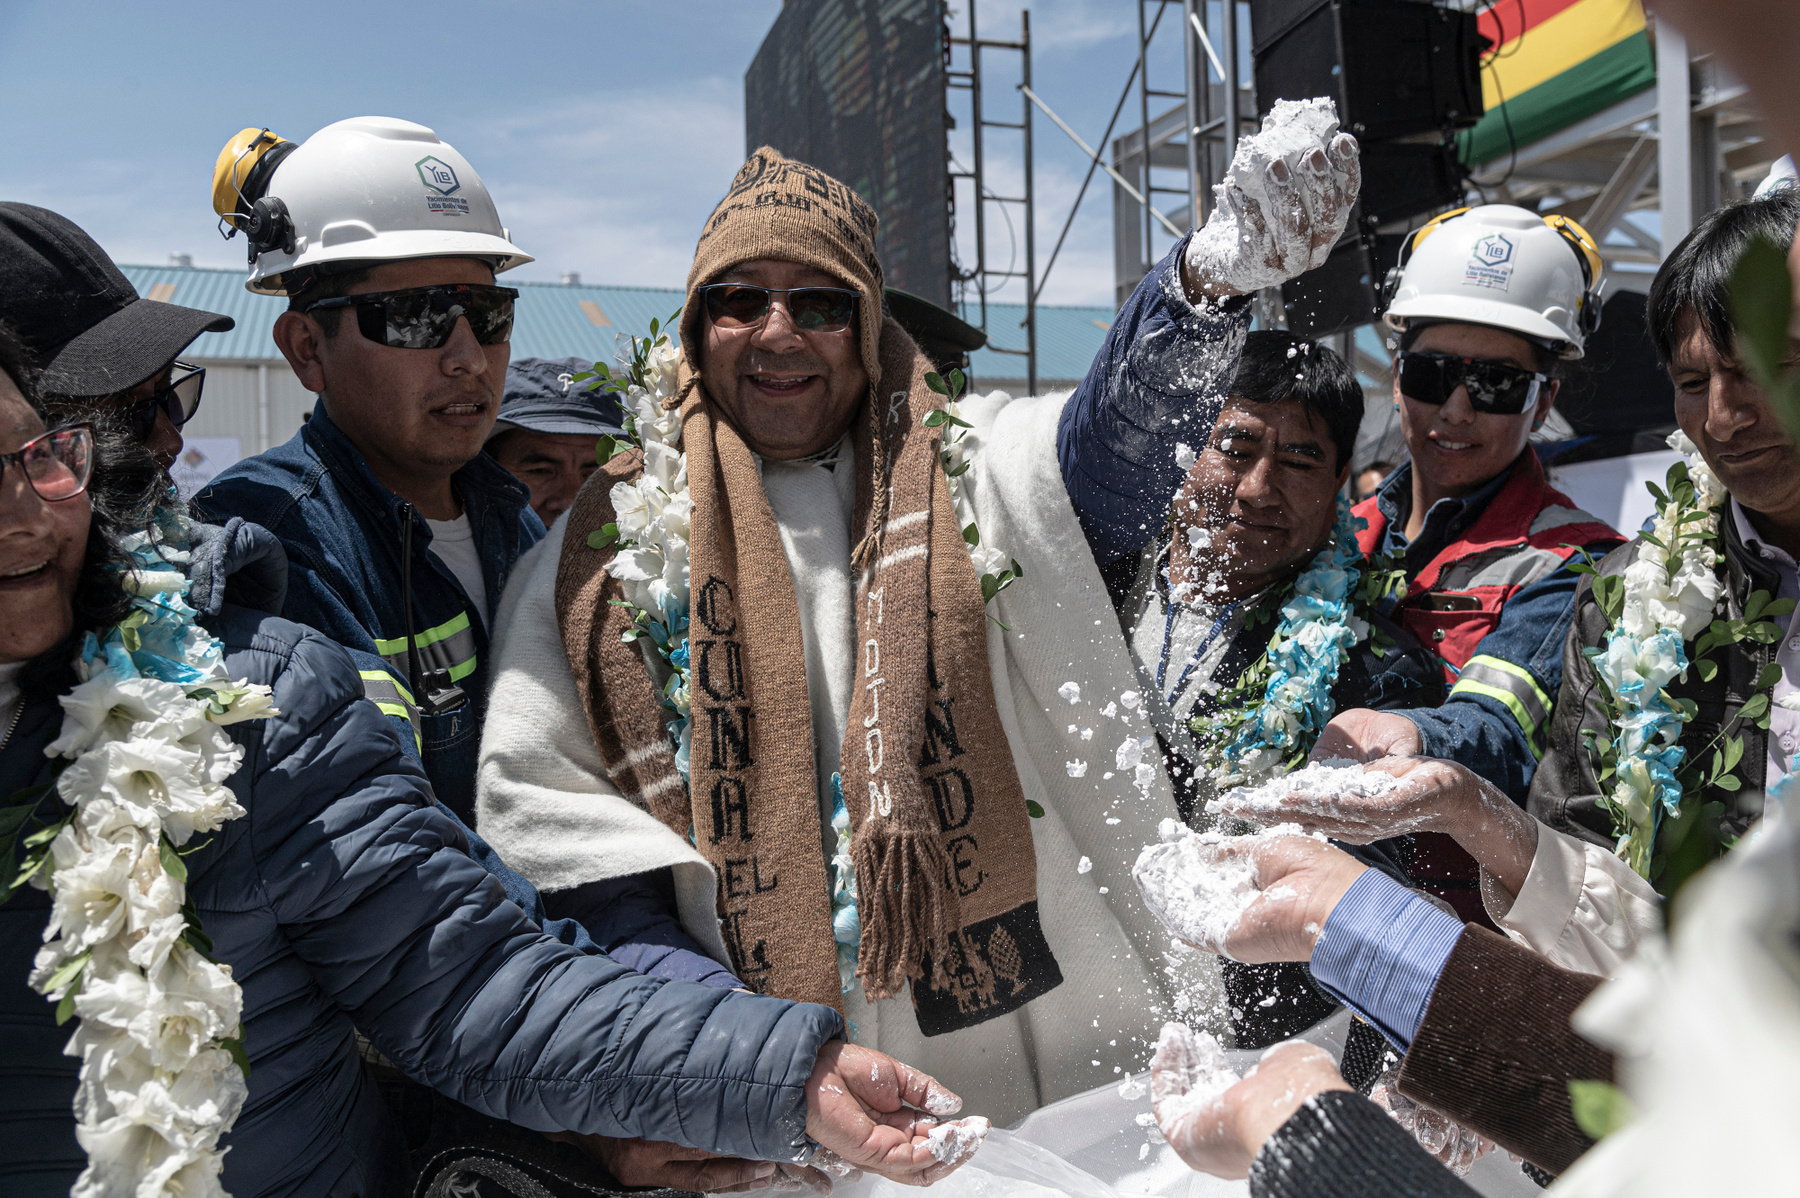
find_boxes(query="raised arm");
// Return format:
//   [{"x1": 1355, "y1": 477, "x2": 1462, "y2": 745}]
[{"x1": 1057, "y1": 99, "x2": 1359, "y2": 568}]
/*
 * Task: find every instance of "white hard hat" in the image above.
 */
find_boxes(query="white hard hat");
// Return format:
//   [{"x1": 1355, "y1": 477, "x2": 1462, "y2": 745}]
[
  {"x1": 1381, "y1": 204, "x2": 1604, "y2": 359},
  {"x1": 227, "y1": 116, "x2": 532, "y2": 295}
]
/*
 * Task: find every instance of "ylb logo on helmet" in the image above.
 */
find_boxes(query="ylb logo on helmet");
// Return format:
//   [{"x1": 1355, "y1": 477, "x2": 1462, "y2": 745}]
[
  {"x1": 1463, "y1": 233, "x2": 1516, "y2": 292},
  {"x1": 416, "y1": 155, "x2": 471, "y2": 217},
  {"x1": 416, "y1": 156, "x2": 461, "y2": 195}
]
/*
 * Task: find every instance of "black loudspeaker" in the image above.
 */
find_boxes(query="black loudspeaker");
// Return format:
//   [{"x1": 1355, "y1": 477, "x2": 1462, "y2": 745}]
[
  {"x1": 1281, "y1": 231, "x2": 1404, "y2": 338},
  {"x1": 1355, "y1": 141, "x2": 1465, "y2": 230},
  {"x1": 1251, "y1": 0, "x2": 1486, "y2": 142}
]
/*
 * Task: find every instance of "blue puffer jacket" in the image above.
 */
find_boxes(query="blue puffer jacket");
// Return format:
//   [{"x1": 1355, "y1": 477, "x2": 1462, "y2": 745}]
[
  {"x1": 0, "y1": 553, "x2": 841, "y2": 1198},
  {"x1": 197, "y1": 399, "x2": 545, "y2": 823}
]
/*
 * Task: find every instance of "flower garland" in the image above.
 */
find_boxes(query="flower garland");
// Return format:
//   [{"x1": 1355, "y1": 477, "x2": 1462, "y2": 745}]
[
  {"x1": 582, "y1": 350, "x2": 1021, "y2": 989},
  {"x1": 1, "y1": 509, "x2": 276, "y2": 1198},
  {"x1": 1191, "y1": 495, "x2": 1370, "y2": 789},
  {"x1": 581, "y1": 317, "x2": 694, "y2": 779},
  {"x1": 1576, "y1": 431, "x2": 1791, "y2": 883}
]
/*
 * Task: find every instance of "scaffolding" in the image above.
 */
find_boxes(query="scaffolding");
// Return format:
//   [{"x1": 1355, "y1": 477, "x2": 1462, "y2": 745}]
[
  {"x1": 1110, "y1": 1, "x2": 1255, "y2": 305},
  {"x1": 946, "y1": 4, "x2": 1037, "y2": 394}
]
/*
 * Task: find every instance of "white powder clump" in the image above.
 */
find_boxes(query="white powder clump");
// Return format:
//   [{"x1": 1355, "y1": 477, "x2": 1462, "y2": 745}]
[
  {"x1": 925, "y1": 1117, "x2": 990, "y2": 1165},
  {"x1": 1067, "y1": 759, "x2": 1089, "y2": 778},
  {"x1": 1183, "y1": 97, "x2": 1357, "y2": 294},
  {"x1": 1133, "y1": 820, "x2": 1259, "y2": 954},
  {"x1": 1058, "y1": 681, "x2": 1081, "y2": 704},
  {"x1": 1118, "y1": 1074, "x2": 1148, "y2": 1100},
  {"x1": 1115, "y1": 736, "x2": 1147, "y2": 771},
  {"x1": 1134, "y1": 763, "x2": 1158, "y2": 792},
  {"x1": 1101, "y1": 701, "x2": 1119, "y2": 718},
  {"x1": 1077, "y1": 856, "x2": 1093, "y2": 875},
  {"x1": 1186, "y1": 525, "x2": 1212, "y2": 553},
  {"x1": 1080, "y1": 727, "x2": 1094, "y2": 742},
  {"x1": 1174, "y1": 442, "x2": 1197, "y2": 470},
  {"x1": 1210, "y1": 758, "x2": 1398, "y2": 823},
  {"x1": 1121, "y1": 690, "x2": 1142, "y2": 711},
  {"x1": 1150, "y1": 1022, "x2": 1241, "y2": 1124}
]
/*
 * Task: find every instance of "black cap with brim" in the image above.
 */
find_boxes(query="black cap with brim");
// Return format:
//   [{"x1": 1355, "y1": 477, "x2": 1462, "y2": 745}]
[
  {"x1": 41, "y1": 298, "x2": 234, "y2": 398},
  {"x1": 0, "y1": 202, "x2": 234, "y2": 398}
]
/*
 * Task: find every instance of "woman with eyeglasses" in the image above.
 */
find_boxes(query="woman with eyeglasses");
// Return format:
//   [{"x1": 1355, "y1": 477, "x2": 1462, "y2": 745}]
[
  {"x1": 1298, "y1": 205, "x2": 1627, "y2": 927},
  {"x1": 0, "y1": 204, "x2": 232, "y2": 471},
  {"x1": 0, "y1": 317, "x2": 981, "y2": 1198}
]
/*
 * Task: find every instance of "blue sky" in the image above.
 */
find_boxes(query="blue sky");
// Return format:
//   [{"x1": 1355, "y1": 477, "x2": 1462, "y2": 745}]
[{"x1": 0, "y1": 1, "x2": 1228, "y2": 306}]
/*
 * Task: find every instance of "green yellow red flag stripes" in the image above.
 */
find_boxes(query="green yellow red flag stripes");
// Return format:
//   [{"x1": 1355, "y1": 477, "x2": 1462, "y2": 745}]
[{"x1": 1458, "y1": 0, "x2": 1656, "y2": 167}]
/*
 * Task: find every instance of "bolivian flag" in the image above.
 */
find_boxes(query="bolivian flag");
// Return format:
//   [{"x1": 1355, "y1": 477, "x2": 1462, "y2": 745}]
[{"x1": 1459, "y1": 0, "x2": 1657, "y2": 167}]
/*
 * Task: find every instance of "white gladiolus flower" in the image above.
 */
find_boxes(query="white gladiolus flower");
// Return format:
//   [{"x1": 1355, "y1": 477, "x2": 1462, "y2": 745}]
[
  {"x1": 58, "y1": 739, "x2": 245, "y2": 846},
  {"x1": 49, "y1": 675, "x2": 191, "y2": 760}
]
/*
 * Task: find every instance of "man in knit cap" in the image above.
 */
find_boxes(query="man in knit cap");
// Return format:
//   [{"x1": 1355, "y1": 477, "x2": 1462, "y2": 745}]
[{"x1": 478, "y1": 121, "x2": 1359, "y2": 1130}]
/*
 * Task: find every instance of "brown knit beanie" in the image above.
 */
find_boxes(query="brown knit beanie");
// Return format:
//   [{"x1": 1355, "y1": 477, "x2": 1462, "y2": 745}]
[{"x1": 680, "y1": 147, "x2": 885, "y2": 393}]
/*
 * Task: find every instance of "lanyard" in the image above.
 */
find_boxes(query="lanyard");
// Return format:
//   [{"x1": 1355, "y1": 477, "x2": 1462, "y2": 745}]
[{"x1": 1156, "y1": 595, "x2": 1244, "y2": 709}]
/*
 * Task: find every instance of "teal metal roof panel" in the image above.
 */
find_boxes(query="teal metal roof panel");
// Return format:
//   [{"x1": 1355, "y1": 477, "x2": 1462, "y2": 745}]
[
  {"x1": 960, "y1": 301, "x2": 1113, "y2": 386},
  {"x1": 117, "y1": 265, "x2": 1117, "y2": 386},
  {"x1": 117, "y1": 265, "x2": 686, "y2": 366}
]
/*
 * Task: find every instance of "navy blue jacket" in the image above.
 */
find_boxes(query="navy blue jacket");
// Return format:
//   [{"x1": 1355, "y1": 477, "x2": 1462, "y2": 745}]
[
  {"x1": 196, "y1": 399, "x2": 544, "y2": 823},
  {"x1": 0, "y1": 568, "x2": 839, "y2": 1198},
  {"x1": 1059, "y1": 233, "x2": 1251, "y2": 567}
]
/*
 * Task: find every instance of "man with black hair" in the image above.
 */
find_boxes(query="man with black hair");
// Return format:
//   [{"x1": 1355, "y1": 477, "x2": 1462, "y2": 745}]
[{"x1": 1118, "y1": 330, "x2": 1443, "y2": 1050}]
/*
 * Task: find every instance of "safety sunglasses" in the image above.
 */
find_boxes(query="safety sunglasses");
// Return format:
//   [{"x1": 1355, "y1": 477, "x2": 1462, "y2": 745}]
[
  {"x1": 1, "y1": 424, "x2": 94, "y2": 502},
  {"x1": 125, "y1": 362, "x2": 204, "y2": 442},
  {"x1": 698, "y1": 284, "x2": 859, "y2": 334},
  {"x1": 1396, "y1": 351, "x2": 1549, "y2": 417},
  {"x1": 306, "y1": 284, "x2": 519, "y2": 350}
]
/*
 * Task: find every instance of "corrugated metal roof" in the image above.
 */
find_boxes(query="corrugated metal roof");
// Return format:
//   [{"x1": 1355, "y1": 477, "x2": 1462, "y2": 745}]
[
  {"x1": 960, "y1": 301, "x2": 1112, "y2": 385},
  {"x1": 117, "y1": 264, "x2": 1117, "y2": 386}
]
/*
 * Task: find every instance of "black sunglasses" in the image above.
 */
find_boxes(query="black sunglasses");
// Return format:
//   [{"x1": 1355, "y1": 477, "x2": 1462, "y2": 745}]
[
  {"x1": 699, "y1": 284, "x2": 859, "y2": 334},
  {"x1": 306, "y1": 284, "x2": 519, "y2": 350},
  {"x1": 1396, "y1": 351, "x2": 1550, "y2": 416},
  {"x1": 125, "y1": 362, "x2": 204, "y2": 442},
  {"x1": 1, "y1": 424, "x2": 94, "y2": 502}
]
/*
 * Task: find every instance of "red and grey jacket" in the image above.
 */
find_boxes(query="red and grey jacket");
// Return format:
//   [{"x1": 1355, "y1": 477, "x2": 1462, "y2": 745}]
[{"x1": 1353, "y1": 452, "x2": 1623, "y2": 926}]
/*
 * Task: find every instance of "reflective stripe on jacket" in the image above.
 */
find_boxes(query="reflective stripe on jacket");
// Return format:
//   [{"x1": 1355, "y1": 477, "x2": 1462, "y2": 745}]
[
  {"x1": 1354, "y1": 451, "x2": 1620, "y2": 756},
  {"x1": 197, "y1": 398, "x2": 544, "y2": 822}
]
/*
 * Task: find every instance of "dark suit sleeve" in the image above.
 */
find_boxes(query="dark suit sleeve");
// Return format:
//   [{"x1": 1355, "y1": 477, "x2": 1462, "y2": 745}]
[
  {"x1": 1397, "y1": 925, "x2": 1613, "y2": 1175},
  {"x1": 1249, "y1": 1090, "x2": 1480, "y2": 1198}
]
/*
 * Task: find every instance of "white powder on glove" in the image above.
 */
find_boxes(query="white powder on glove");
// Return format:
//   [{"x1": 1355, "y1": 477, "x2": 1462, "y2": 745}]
[{"x1": 1184, "y1": 97, "x2": 1360, "y2": 295}]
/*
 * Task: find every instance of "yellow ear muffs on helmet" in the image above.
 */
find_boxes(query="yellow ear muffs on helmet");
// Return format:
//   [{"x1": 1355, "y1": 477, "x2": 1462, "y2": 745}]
[
  {"x1": 1378, "y1": 207, "x2": 1606, "y2": 341},
  {"x1": 1543, "y1": 214, "x2": 1606, "y2": 340},
  {"x1": 211, "y1": 127, "x2": 298, "y2": 258}
]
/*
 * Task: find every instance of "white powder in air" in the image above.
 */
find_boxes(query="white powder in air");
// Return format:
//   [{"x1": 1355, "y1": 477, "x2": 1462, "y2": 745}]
[
  {"x1": 1174, "y1": 442, "x2": 1197, "y2": 470},
  {"x1": 1067, "y1": 759, "x2": 1089, "y2": 778},
  {"x1": 1080, "y1": 727, "x2": 1093, "y2": 742},
  {"x1": 1077, "y1": 856, "x2": 1093, "y2": 874},
  {"x1": 1121, "y1": 690, "x2": 1142, "y2": 710},
  {"x1": 1118, "y1": 1074, "x2": 1148, "y2": 1100},
  {"x1": 925, "y1": 1116, "x2": 990, "y2": 1164},
  {"x1": 1058, "y1": 681, "x2": 1081, "y2": 704},
  {"x1": 1115, "y1": 736, "x2": 1147, "y2": 771}
]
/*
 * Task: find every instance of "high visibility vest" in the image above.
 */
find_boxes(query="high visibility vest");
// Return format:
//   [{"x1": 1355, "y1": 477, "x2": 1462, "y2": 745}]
[{"x1": 1352, "y1": 453, "x2": 1622, "y2": 925}]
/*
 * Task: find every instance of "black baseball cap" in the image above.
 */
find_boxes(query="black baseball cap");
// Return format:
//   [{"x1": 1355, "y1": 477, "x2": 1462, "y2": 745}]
[
  {"x1": 0, "y1": 203, "x2": 234, "y2": 398},
  {"x1": 489, "y1": 356, "x2": 626, "y2": 441}
]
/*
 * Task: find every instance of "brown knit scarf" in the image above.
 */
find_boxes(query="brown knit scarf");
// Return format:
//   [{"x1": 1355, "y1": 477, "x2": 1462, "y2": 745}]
[{"x1": 552, "y1": 148, "x2": 1060, "y2": 1034}]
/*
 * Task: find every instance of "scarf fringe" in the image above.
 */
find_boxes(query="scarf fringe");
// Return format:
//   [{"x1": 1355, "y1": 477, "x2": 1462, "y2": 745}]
[{"x1": 851, "y1": 827, "x2": 964, "y2": 998}]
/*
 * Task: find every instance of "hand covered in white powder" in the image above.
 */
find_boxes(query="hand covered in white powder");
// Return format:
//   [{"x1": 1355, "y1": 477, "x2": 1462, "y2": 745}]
[
  {"x1": 1135, "y1": 827, "x2": 1366, "y2": 962},
  {"x1": 1183, "y1": 97, "x2": 1361, "y2": 299},
  {"x1": 803, "y1": 1041, "x2": 983, "y2": 1185},
  {"x1": 1153, "y1": 1027, "x2": 1348, "y2": 1179},
  {"x1": 1370, "y1": 1077, "x2": 1495, "y2": 1178},
  {"x1": 1309, "y1": 707, "x2": 1424, "y2": 764},
  {"x1": 1218, "y1": 756, "x2": 1542, "y2": 898}
]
